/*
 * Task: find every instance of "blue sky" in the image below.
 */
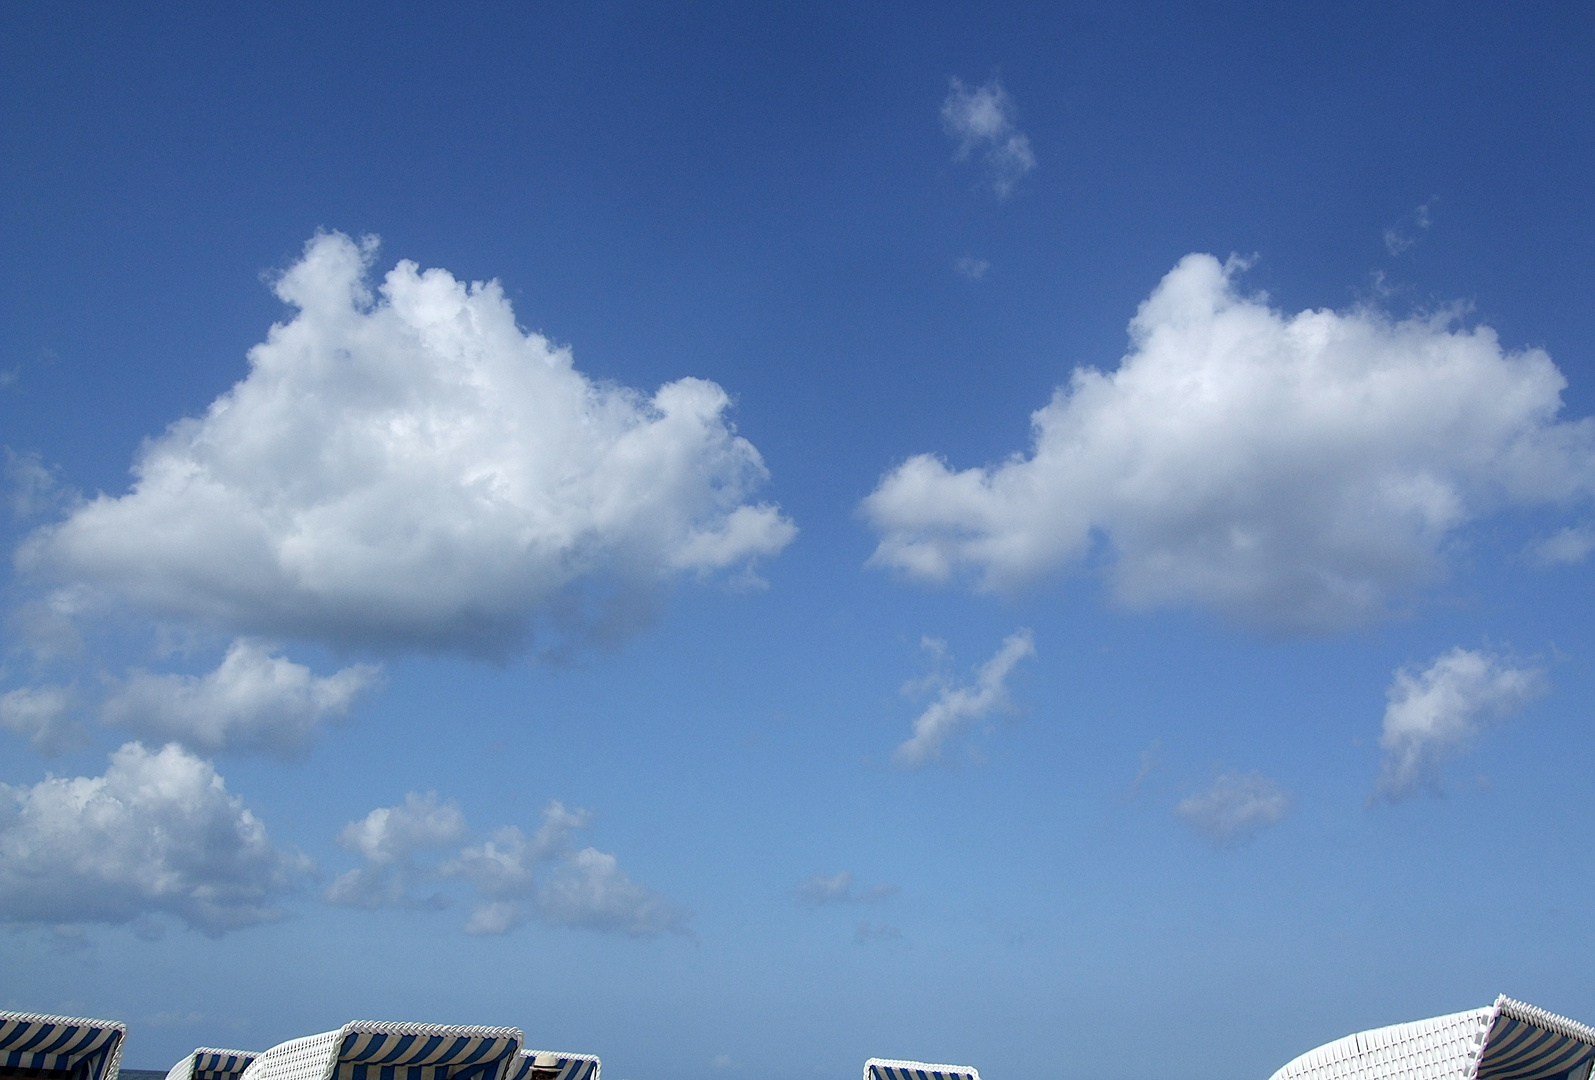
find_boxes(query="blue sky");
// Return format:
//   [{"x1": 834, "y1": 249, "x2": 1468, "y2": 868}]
[{"x1": 4, "y1": 4, "x2": 1595, "y2": 1080}]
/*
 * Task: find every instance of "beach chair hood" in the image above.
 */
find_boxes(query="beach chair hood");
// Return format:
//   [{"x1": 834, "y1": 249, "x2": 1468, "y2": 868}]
[
  {"x1": 865, "y1": 1058, "x2": 980, "y2": 1080},
  {"x1": 240, "y1": 1023, "x2": 522, "y2": 1080},
  {"x1": 0, "y1": 1011, "x2": 126, "y2": 1080},
  {"x1": 1269, "y1": 996, "x2": 1595, "y2": 1080}
]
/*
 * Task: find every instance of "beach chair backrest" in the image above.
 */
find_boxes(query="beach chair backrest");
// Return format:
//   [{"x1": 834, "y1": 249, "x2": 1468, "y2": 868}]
[{"x1": 504, "y1": 1052, "x2": 599, "y2": 1080}]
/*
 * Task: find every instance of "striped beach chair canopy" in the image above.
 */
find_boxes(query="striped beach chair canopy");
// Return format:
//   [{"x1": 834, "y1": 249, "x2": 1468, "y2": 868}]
[
  {"x1": 166, "y1": 1049, "x2": 257, "y2": 1080},
  {"x1": 0, "y1": 1011, "x2": 126, "y2": 1080},
  {"x1": 503, "y1": 1051, "x2": 599, "y2": 1080},
  {"x1": 240, "y1": 1023, "x2": 522, "y2": 1080},
  {"x1": 1269, "y1": 996, "x2": 1595, "y2": 1080},
  {"x1": 865, "y1": 1058, "x2": 980, "y2": 1080}
]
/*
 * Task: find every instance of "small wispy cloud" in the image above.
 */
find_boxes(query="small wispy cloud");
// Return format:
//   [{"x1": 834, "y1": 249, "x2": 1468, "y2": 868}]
[
  {"x1": 328, "y1": 795, "x2": 690, "y2": 937},
  {"x1": 1128, "y1": 738, "x2": 1161, "y2": 798},
  {"x1": 1383, "y1": 199, "x2": 1435, "y2": 256},
  {"x1": 4, "y1": 449, "x2": 71, "y2": 520},
  {"x1": 1175, "y1": 771, "x2": 1290, "y2": 846},
  {"x1": 854, "y1": 920, "x2": 903, "y2": 944},
  {"x1": 954, "y1": 256, "x2": 990, "y2": 280},
  {"x1": 0, "y1": 684, "x2": 85, "y2": 755},
  {"x1": 894, "y1": 629, "x2": 1035, "y2": 767},
  {"x1": 942, "y1": 76, "x2": 1035, "y2": 199},
  {"x1": 1374, "y1": 647, "x2": 1545, "y2": 802},
  {"x1": 794, "y1": 871, "x2": 898, "y2": 907},
  {"x1": 1526, "y1": 525, "x2": 1595, "y2": 567}
]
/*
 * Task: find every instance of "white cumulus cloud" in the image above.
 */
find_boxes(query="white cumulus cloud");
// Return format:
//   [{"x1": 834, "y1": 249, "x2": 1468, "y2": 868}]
[
  {"x1": 534, "y1": 846, "x2": 690, "y2": 938},
  {"x1": 19, "y1": 232, "x2": 795, "y2": 657},
  {"x1": 1375, "y1": 647, "x2": 1545, "y2": 801},
  {"x1": 325, "y1": 791, "x2": 466, "y2": 909},
  {"x1": 862, "y1": 254, "x2": 1595, "y2": 633},
  {"x1": 942, "y1": 77, "x2": 1035, "y2": 199},
  {"x1": 894, "y1": 629, "x2": 1035, "y2": 767},
  {"x1": 0, "y1": 742, "x2": 309, "y2": 934},
  {"x1": 1175, "y1": 771, "x2": 1290, "y2": 845},
  {"x1": 102, "y1": 639, "x2": 378, "y2": 756}
]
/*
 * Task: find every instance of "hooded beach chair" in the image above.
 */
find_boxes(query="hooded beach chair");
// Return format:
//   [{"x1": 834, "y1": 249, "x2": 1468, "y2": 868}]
[
  {"x1": 239, "y1": 1022, "x2": 522, "y2": 1080},
  {"x1": 0, "y1": 1010, "x2": 126, "y2": 1080},
  {"x1": 1269, "y1": 995, "x2": 1595, "y2": 1080},
  {"x1": 865, "y1": 1058, "x2": 980, "y2": 1080},
  {"x1": 165, "y1": 1050, "x2": 257, "y2": 1080},
  {"x1": 503, "y1": 1050, "x2": 599, "y2": 1080}
]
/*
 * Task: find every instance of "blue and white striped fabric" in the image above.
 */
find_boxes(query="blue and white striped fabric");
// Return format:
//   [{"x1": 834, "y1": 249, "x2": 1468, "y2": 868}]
[
  {"x1": 333, "y1": 1028, "x2": 521, "y2": 1080},
  {"x1": 864, "y1": 1057, "x2": 980, "y2": 1080},
  {"x1": 192, "y1": 1050, "x2": 257, "y2": 1080},
  {"x1": 1478, "y1": 1005, "x2": 1595, "y2": 1080},
  {"x1": 0, "y1": 1011, "x2": 126, "y2": 1080},
  {"x1": 502, "y1": 1051, "x2": 600, "y2": 1080},
  {"x1": 166, "y1": 1047, "x2": 258, "y2": 1080}
]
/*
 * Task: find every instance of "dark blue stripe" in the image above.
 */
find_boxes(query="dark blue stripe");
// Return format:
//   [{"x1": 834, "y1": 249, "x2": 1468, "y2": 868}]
[
  {"x1": 11, "y1": 1026, "x2": 60, "y2": 1054},
  {"x1": 373, "y1": 1038, "x2": 417, "y2": 1065},
  {"x1": 455, "y1": 1043, "x2": 494, "y2": 1066}
]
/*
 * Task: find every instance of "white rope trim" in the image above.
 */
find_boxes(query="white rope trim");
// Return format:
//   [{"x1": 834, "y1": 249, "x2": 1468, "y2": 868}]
[
  {"x1": 1495, "y1": 997, "x2": 1595, "y2": 1046},
  {"x1": 0, "y1": 1011, "x2": 127, "y2": 1033},
  {"x1": 340, "y1": 1026, "x2": 521, "y2": 1040}
]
